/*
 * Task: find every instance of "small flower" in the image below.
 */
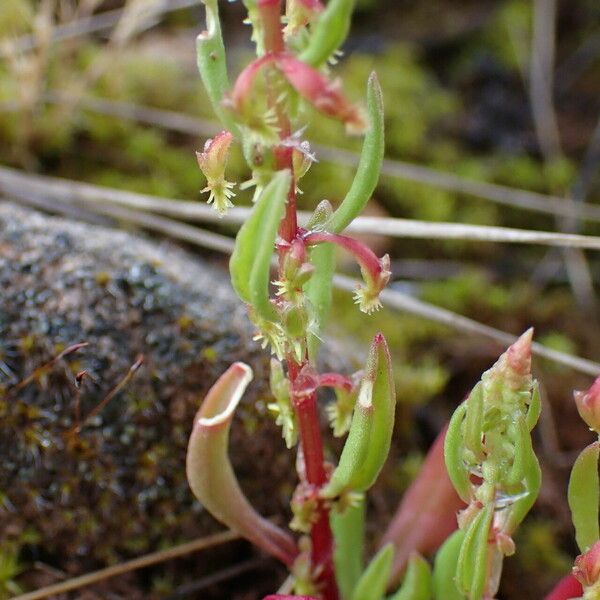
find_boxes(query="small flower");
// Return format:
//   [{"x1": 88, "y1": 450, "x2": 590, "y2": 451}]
[
  {"x1": 353, "y1": 253, "x2": 391, "y2": 314},
  {"x1": 290, "y1": 483, "x2": 319, "y2": 533},
  {"x1": 196, "y1": 131, "x2": 236, "y2": 216},
  {"x1": 303, "y1": 231, "x2": 391, "y2": 314},
  {"x1": 574, "y1": 376, "x2": 600, "y2": 434},
  {"x1": 284, "y1": 0, "x2": 324, "y2": 38},
  {"x1": 249, "y1": 308, "x2": 287, "y2": 360}
]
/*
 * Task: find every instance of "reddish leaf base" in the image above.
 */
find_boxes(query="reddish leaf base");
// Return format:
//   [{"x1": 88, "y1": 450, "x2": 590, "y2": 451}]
[{"x1": 543, "y1": 575, "x2": 583, "y2": 600}]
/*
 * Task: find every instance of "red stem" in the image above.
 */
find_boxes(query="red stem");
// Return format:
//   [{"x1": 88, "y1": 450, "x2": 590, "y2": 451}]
[{"x1": 257, "y1": 4, "x2": 338, "y2": 597}]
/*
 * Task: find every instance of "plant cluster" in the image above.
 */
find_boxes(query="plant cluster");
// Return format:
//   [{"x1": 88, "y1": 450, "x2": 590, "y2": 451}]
[{"x1": 180, "y1": 1, "x2": 599, "y2": 599}]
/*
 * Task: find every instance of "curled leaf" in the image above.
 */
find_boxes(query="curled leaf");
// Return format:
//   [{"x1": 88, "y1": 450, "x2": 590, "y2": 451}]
[
  {"x1": 444, "y1": 401, "x2": 470, "y2": 503},
  {"x1": 186, "y1": 363, "x2": 297, "y2": 566}
]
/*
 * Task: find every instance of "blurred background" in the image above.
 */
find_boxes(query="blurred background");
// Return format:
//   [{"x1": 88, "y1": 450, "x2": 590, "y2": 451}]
[{"x1": 1, "y1": 0, "x2": 600, "y2": 598}]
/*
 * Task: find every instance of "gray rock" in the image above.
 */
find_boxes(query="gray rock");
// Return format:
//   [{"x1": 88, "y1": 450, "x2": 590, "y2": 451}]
[{"x1": 0, "y1": 202, "x2": 294, "y2": 570}]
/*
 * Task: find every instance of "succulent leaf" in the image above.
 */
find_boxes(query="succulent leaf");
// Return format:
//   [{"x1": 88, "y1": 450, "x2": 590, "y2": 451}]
[
  {"x1": 186, "y1": 363, "x2": 297, "y2": 565},
  {"x1": 331, "y1": 498, "x2": 366, "y2": 600},
  {"x1": 328, "y1": 73, "x2": 385, "y2": 234},
  {"x1": 568, "y1": 441, "x2": 600, "y2": 553},
  {"x1": 229, "y1": 169, "x2": 291, "y2": 315},
  {"x1": 196, "y1": 0, "x2": 238, "y2": 133},
  {"x1": 299, "y1": 0, "x2": 356, "y2": 67},
  {"x1": 351, "y1": 544, "x2": 395, "y2": 600},
  {"x1": 389, "y1": 553, "x2": 433, "y2": 600},
  {"x1": 432, "y1": 530, "x2": 467, "y2": 600}
]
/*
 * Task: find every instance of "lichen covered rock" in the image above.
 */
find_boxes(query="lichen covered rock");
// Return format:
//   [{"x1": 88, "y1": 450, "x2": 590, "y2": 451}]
[{"x1": 0, "y1": 202, "x2": 295, "y2": 572}]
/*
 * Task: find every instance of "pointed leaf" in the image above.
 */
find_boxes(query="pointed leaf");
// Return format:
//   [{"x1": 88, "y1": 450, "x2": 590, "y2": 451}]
[
  {"x1": 322, "y1": 334, "x2": 395, "y2": 497},
  {"x1": 351, "y1": 544, "x2": 395, "y2": 600},
  {"x1": 389, "y1": 553, "x2": 432, "y2": 600},
  {"x1": 320, "y1": 368, "x2": 374, "y2": 498},
  {"x1": 568, "y1": 441, "x2": 600, "y2": 552},
  {"x1": 186, "y1": 363, "x2": 297, "y2": 566}
]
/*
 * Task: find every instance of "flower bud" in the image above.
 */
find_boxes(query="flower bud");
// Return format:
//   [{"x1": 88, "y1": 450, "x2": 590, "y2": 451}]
[
  {"x1": 574, "y1": 376, "x2": 600, "y2": 434},
  {"x1": 196, "y1": 130, "x2": 236, "y2": 216}
]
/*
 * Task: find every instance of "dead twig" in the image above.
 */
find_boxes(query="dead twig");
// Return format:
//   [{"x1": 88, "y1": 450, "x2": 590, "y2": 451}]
[{"x1": 11, "y1": 529, "x2": 240, "y2": 600}]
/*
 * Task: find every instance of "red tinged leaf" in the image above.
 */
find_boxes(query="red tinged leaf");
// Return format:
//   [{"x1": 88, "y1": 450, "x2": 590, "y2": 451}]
[
  {"x1": 543, "y1": 574, "x2": 583, "y2": 600},
  {"x1": 186, "y1": 363, "x2": 298, "y2": 566}
]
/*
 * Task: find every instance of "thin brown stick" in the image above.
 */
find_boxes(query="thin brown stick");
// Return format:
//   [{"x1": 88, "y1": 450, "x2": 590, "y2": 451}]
[
  {"x1": 7, "y1": 167, "x2": 600, "y2": 250},
  {"x1": 5, "y1": 193, "x2": 600, "y2": 375},
  {"x1": 12, "y1": 342, "x2": 88, "y2": 392},
  {"x1": 12, "y1": 530, "x2": 240, "y2": 600},
  {"x1": 71, "y1": 354, "x2": 144, "y2": 434}
]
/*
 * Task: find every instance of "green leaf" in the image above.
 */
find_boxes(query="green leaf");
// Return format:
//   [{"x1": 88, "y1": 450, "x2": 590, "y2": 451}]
[
  {"x1": 299, "y1": 0, "x2": 356, "y2": 68},
  {"x1": 321, "y1": 334, "x2": 395, "y2": 497},
  {"x1": 329, "y1": 73, "x2": 385, "y2": 234},
  {"x1": 321, "y1": 368, "x2": 374, "y2": 498},
  {"x1": 332, "y1": 498, "x2": 366, "y2": 600},
  {"x1": 568, "y1": 441, "x2": 600, "y2": 552},
  {"x1": 305, "y1": 243, "x2": 335, "y2": 361},
  {"x1": 389, "y1": 553, "x2": 432, "y2": 600},
  {"x1": 505, "y1": 437, "x2": 541, "y2": 535},
  {"x1": 196, "y1": 0, "x2": 238, "y2": 133},
  {"x1": 456, "y1": 504, "x2": 493, "y2": 600},
  {"x1": 432, "y1": 530, "x2": 466, "y2": 600},
  {"x1": 352, "y1": 544, "x2": 395, "y2": 600},
  {"x1": 444, "y1": 402, "x2": 470, "y2": 503},
  {"x1": 229, "y1": 170, "x2": 291, "y2": 317},
  {"x1": 506, "y1": 414, "x2": 530, "y2": 487},
  {"x1": 526, "y1": 380, "x2": 541, "y2": 431},
  {"x1": 464, "y1": 383, "x2": 484, "y2": 461}
]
